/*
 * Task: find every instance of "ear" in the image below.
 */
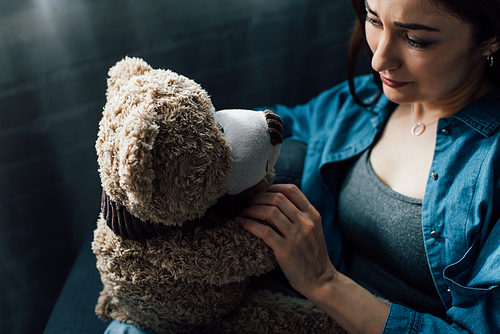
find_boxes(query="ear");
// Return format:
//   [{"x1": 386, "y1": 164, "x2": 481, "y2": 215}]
[
  {"x1": 481, "y1": 37, "x2": 500, "y2": 56},
  {"x1": 107, "y1": 56, "x2": 152, "y2": 100},
  {"x1": 118, "y1": 108, "x2": 159, "y2": 207}
]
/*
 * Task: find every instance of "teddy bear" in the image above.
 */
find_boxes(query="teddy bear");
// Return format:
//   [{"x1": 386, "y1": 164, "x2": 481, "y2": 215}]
[{"x1": 92, "y1": 56, "x2": 346, "y2": 334}]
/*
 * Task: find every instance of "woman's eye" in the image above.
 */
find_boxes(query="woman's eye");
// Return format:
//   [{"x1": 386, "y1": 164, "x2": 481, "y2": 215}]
[
  {"x1": 365, "y1": 15, "x2": 381, "y2": 27},
  {"x1": 404, "y1": 34, "x2": 432, "y2": 49},
  {"x1": 364, "y1": 9, "x2": 432, "y2": 50}
]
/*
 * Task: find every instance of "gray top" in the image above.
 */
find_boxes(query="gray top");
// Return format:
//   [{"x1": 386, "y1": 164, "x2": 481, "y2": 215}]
[{"x1": 338, "y1": 149, "x2": 446, "y2": 318}]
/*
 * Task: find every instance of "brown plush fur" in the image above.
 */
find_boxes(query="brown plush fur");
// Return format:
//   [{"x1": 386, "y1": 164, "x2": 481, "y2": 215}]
[
  {"x1": 93, "y1": 215, "x2": 276, "y2": 332},
  {"x1": 93, "y1": 57, "x2": 346, "y2": 333},
  {"x1": 93, "y1": 200, "x2": 344, "y2": 333},
  {"x1": 96, "y1": 57, "x2": 232, "y2": 226}
]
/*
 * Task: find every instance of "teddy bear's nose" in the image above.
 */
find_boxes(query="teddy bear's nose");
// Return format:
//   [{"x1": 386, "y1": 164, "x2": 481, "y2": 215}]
[{"x1": 264, "y1": 110, "x2": 284, "y2": 145}]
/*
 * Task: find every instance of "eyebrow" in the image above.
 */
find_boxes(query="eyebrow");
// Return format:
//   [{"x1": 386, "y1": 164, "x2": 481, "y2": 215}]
[{"x1": 365, "y1": 1, "x2": 441, "y2": 32}]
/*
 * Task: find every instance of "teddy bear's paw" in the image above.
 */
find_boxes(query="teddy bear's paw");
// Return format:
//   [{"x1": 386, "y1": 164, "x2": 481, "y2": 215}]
[
  {"x1": 95, "y1": 274, "x2": 251, "y2": 334},
  {"x1": 95, "y1": 288, "x2": 132, "y2": 324},
  {"x1": 210, "y1": 290, "x2": 347, "y2": 334}
]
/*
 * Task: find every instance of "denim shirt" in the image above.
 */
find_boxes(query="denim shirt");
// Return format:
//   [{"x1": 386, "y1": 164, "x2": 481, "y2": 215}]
[{"x1": 266, "y1": 75, "x2": 500, "y2": 333}]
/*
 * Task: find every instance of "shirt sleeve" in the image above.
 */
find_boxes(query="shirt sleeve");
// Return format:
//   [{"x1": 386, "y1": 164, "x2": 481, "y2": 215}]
[{"x1": 384, "y1": 296, "x2": 499, "y2": 334}]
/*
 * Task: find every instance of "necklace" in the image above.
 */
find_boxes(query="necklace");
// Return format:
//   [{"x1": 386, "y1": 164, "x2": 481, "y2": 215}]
[{"x1": 410, "y1": 104, "x2": 439, "y2": 136}]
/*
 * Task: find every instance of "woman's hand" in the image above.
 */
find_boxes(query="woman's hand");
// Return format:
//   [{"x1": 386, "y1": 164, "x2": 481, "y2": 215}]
[
  {"x1": 240, "y1": 184, "x2": 390, "y2": 334},
  {"x1": 239, "y1": 184, "x2": 337, "y2": 296}
]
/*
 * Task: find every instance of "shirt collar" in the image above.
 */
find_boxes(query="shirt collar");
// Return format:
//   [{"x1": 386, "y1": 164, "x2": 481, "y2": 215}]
[
  {"x1": 367, "y1": 94, "x2": 395, "y2": 131},
  {"x1": 452, "y1": 88, "x2": 500, "y2": 137},
  {"x1": 370, "y1": 88, "x2": 500, "y2": 138}
]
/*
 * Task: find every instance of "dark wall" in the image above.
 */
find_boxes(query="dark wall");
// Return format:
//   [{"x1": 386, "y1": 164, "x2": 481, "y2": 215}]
[{"x1": 0, "y1": 0, "x2": 369, "y2": 333}]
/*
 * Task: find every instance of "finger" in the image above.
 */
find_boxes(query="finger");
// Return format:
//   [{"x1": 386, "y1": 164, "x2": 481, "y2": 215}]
[
  {"x1": 249, "y1": 192, "x2": 300, "y2": 226},
  {"x1": 238, "y1": 218, "x2": 284, "y2": 250},
  {"x1": 242, "y1": 203, "x2": 292, "y2": 235},
  {"x1": 264, "y1": 184, "x2": 311, "y2": 212}
]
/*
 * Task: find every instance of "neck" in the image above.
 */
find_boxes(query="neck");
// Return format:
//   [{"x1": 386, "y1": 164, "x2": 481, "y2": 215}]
[{"x1": 413, "y1": 71, "x2": 494, "y2": 122}]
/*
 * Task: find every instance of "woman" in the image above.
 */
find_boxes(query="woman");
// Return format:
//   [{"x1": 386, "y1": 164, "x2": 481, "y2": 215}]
[{"x1": 239, "y1": 0, "x2": 500, "y2": 333}]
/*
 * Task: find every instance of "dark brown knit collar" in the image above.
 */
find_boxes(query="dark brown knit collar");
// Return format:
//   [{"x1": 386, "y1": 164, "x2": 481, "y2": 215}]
[
  {"x1": 101, "y1": 189, "x2": 251, "y2": 242},
  {"x1": 101, "y1": 190, "x2": 174, "y2": 242}
]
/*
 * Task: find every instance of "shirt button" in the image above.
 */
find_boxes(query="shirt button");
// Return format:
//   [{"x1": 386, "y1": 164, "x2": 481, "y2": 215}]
[
  {"x1": 431, "y1": 172, "x2": 438, "y2": 180},
  {"x1": 441, "y1": 128, "x2": 450, "y2": 135},
  {"x1": 447, "y1": 288, "x2": 451, "y2": 293},
  {"x1": 430, "y1": 231, "x2": 440, "y2": 239}
]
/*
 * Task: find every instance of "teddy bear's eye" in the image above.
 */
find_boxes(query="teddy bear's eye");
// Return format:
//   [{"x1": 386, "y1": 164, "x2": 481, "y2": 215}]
[{"x1": 217, "y1": 123, "x2": 224, "y2": 133}]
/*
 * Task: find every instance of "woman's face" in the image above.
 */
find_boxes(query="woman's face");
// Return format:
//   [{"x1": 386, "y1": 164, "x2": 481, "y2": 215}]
[{"x1": 365, "y1": 0, "x2": 493, "y2": 107}]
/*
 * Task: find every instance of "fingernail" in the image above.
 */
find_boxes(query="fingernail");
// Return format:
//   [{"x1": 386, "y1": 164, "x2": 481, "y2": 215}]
[
  {"x1": 241, "y1": 208, "x2": 248, "y2": 216},
  {"x1": 238, "y1": 217, "x2": 246, "y2": 225}
]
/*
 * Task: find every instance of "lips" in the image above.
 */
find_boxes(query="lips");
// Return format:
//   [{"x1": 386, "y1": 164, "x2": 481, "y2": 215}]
[{"x1": 380, "y1": 75, "x2": 412, "y2": 88}]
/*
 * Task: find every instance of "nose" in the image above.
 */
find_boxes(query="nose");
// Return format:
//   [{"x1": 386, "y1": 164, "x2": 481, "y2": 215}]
[
  {"x1": 264, "y1": 110, "x2": 284, "y2": 145},
  {"x1": 371, "y1": 32, "x2": 401, "y2": 73}
]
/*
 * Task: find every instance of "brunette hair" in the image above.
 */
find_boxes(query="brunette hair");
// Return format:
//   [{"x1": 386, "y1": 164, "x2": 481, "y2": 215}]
[{"x1": 347, "y1": 0, "x2": 500, "y2": 107}]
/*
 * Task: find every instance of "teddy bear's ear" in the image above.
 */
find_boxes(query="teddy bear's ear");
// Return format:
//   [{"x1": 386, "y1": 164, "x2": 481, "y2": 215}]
[
  {"x1": 97, "y1": 102, "x2": 160, "y2": 214},
  {"x1": 106, "y1": 57, "x2": 152, "y2": 100},
  {"x1": 117, "y1": 108, "x2": 159, "y2": 207}
]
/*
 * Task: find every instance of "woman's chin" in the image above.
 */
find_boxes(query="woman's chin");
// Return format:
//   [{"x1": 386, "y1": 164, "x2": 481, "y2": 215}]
[{"x1": 382, "y1": 85, "x2": 416, "y2": 105}]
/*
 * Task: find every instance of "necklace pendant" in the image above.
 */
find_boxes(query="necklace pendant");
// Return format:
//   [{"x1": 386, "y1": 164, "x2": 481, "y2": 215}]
[{"x1": 411, "y1": 122, "x2": 426, "y2": 136}]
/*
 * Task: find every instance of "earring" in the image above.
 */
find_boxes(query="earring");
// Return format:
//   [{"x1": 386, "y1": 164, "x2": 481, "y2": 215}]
[{"x1": 487, "y1": 54, "x2": 494, "y2": 67}]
